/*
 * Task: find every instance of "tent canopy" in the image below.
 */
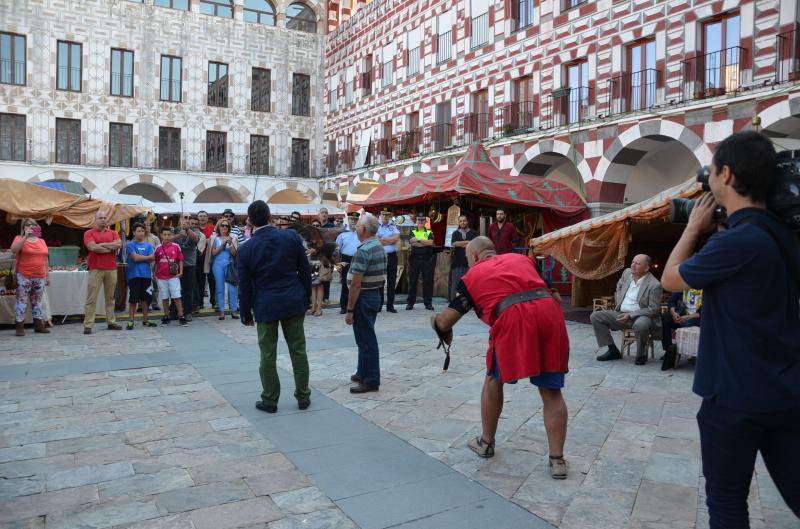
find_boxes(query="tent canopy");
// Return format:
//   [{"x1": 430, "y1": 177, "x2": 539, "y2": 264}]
[
  {"x1": 0, "y1": 179, "x2": 150, "y2": 229},
  {"x1": 154, "y1": 203, "x2": 345, "y2": 216},
  {"x1": 533, "y1": 178, "x2": 703, "y2": 280},
  {"x1": 348, "y1": 143, "x2": 587, "y2": 218}
]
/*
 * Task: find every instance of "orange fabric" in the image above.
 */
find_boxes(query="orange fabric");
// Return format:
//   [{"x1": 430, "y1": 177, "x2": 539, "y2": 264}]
[
  {"x1": 0, "y1": 179, "x2": 148, "y2": 229},
  {"x1": 533, "y1": 180, "x2": 703, "y2": 280},
  {"x1": 13, "y1": 236, "x2": 48, "y2": 278}
]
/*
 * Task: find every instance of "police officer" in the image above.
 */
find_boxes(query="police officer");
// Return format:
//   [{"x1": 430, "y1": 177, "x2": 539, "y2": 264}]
[
  {"x1": 336, "y1": 212, "x2": 361, "y2": 314},
  {"x1": 405, "y1": 213, "x2": 435, "y2": 310},
  {"x1": 377, "y1": 207, "x2": 400, "y2": 313}
]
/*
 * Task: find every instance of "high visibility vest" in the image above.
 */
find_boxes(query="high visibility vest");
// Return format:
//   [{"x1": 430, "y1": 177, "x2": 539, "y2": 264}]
[{"x1": 410, "y1": 228, "x2": 434, "y2": 257}]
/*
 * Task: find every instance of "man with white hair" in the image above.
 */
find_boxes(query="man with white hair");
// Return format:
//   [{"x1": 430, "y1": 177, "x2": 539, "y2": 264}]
[{"x1": 345, "y1": 213, "x2": 387, "y2": 393}]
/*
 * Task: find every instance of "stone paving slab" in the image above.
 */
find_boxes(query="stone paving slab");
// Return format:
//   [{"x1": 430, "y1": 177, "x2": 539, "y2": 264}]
[{"x1": 1, "y1": 305, "x2": 797, "y2": 528}]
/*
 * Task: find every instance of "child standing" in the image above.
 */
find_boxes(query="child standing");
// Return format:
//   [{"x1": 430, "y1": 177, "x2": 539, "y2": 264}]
[
  {"x1": 154, "y1": 227, "x2": 188, "y2": 327},
  {"x1": 125, "y1": 223, "x2": 157, "y2": 329},
  {"x1": 311, "y1": 243, "x2": 336, "y2": 316}
]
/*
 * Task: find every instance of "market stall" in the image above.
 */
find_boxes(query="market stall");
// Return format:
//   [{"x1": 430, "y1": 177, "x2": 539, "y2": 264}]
[
  {"x1": 532, "y1": 178, "x2": 703, "y2": 306},
  {"x1": 349, "y1": 143, "x2": 589, "y2": 297},
  {"x1": 0, "y1": 179, "x2": 149, "y2": 323}
]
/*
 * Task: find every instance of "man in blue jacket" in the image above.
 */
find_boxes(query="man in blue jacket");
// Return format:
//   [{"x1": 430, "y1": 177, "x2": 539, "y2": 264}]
[{"x1": 238, "y1": 200, "x2": 313, "y2": 414}]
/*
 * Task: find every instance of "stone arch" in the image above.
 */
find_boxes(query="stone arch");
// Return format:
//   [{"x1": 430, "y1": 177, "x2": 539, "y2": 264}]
[
  {"x1": 511, "y1": 139, "x2": 593, "y2": 183},
  {"x1": 119, "y1": 183, "x2": 173, "y2": 203},
  {"x1": 267, "y1": 189, "x2": 307, "y2": 203},
  {"x1": 753, "y1": 98, "x2": 800, "y2": 151},
  {"x1": 188, "y1": 178, "x2": 250, "y2": 203},
  {"x1": 27, "y1": 171, "x2": 97, "y2": 193},
  {"x1": 594, "y1": 120, "x2": 712, "y2": 184},
  {"x1": 593, "y1": 120, "x2": 710, "y2": 206},
  {"x1": 260, "y1": 180, "x2": 319, "y2": 202},
  {"x1": 111, "y1": 174, "x2": 178, "y2": 202},
  {"x1": 278, "y1": 0, "x2": 324, "y2": 32}
]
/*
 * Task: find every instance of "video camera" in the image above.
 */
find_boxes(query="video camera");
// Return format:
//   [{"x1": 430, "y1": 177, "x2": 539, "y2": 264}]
[{"x1": 669, "y1": 150, "x2": 800, "y2": 230}]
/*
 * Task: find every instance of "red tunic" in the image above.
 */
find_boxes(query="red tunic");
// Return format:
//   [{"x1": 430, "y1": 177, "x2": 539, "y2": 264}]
[
  {"x1": 461, "y1": 253, "x2": 569, "y2": 382},
  {"x1": 488, "y1": 222, "x2": 517, "y2": 254}
]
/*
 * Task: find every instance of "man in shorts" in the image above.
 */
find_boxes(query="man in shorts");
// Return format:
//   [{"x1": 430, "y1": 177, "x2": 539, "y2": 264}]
[
  {"x1": 125, "y1": 223, "x2": 157, "y2": 329},
  {"x1": 432, "y1": 237, "x2": 570, "y2": 479},
  {"x1": 154, "y1": 227, "x2": 187, "y2": 327}
]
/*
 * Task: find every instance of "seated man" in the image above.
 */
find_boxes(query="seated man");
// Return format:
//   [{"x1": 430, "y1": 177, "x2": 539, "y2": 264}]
[
  {"x1": 660, "y1": 289, "x2": 702, "y2": 368},
  {"x1": 590, "y1": 254, "x2": 663, "y2": 365}
]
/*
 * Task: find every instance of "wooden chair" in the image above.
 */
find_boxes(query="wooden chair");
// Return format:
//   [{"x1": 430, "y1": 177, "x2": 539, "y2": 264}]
[
  {"x1": 593, "y1": 298, "x2": 609, "y2": 311},
  {"x1": 621, "y1": 329, "x2": 655, "y2": 359}
]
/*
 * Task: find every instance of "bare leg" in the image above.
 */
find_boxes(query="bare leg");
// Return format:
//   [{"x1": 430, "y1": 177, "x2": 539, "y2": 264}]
[
  {"x1": 539, "y1": 388, "x2": 568, "y2": 457},
  {"x1": 128, "y1": 303, "x2": 135, "y2": 322},
  {"x1": 173, "y1": 299, "x2": 184, "y2": 317},
  {"x1": 142, "y1": 303, "x2": 149, "y2": 321},
  {"x1": 481, "y1": 376, "x2": 504, "y2": 443}
]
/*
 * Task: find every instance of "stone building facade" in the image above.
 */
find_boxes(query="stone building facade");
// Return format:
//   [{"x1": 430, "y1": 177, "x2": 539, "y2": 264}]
[
  {"x1": 322, "y1": 0, "x2": 800, "y2": 216},
  {"x1": 0, "y1": 0, "x2": 327, "y2": 205}
]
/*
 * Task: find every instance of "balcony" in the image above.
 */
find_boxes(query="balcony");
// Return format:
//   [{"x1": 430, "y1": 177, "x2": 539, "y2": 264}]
[
  {"x1": 606, "y1": 69, "x2": 659, "y2": 116},
  {"x1": 562, "y1": 0, "x2": 588, "y2": 11},
  {"x1": 470, "y1": 13, "x2": 488, "y2": 49},
  {"x1": 407, "y1": 46, "x2": 420, "y2": 77},
  {"x1": 286, "y1": 16, "x2": 316, "y2": 34},
  {"x1": 361, "y1": 72, "x2": 372, "y2": 96},
  {"x1": 456, "y1": 113, "x2": 491, "y2": 145},
  {"x1": 680, "y1": 46, "x2": 747, "y2": 101},
  {"x1": 395, "y1": 129, "x2": 422, "y2": 159},
  {"x1": 437, "y1": 31, "x2": 452, "y2": 64},
  {"x1": 776, "y1": 28, "x2": 800, "y2": 84},
  {"x1": 372, "y1": 138, "x2": 393, "y2": 165},
  {"x1": 543, "y1": 86, "x2": 591, "y2": 128},
  {"x1": 325, "y1": 151, "x2": 338, "y2": 175},
  {"x1": 423, "y1": 123, "x2": 453, "y2": 154},
  {"x1": 496, "y1": 101, "x2": 536, "y2": 136}
]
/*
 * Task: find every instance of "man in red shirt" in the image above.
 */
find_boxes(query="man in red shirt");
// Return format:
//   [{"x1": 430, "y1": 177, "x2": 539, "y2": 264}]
[
  {"x1": 488, "y1": 208, "x2": 517, "y2": 254},
  {"x1": 83, "y1": 210, "x2": 123, "y2": 334},
  {"x1": 432, "y1": 237, "x2": 570, "y2": 479}
]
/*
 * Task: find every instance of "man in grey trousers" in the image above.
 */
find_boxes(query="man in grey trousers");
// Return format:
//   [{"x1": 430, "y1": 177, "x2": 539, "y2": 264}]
[{"x1": 590, "y1": 254, "x2": 663, "y2": 365}]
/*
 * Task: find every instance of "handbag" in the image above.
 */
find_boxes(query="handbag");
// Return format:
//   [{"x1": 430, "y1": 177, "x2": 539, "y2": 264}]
[
  {"x1": 225, "y1": 254, "x2": 238, "y2": 285},
  {"x1": 160, "y1": 245, "x2": 179, "y2": 276}
]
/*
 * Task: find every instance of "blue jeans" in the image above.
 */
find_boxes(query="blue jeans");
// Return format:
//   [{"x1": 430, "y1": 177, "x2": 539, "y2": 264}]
[
  {"x1": 697, "y1": 399, "x2": 800, "y2": 528},
  {"x1": 212, "y1": 259, "x2": 238, "y2": 312},
  {"x1": 353, "y1": 289, "x2": 381, "y2": 387}
]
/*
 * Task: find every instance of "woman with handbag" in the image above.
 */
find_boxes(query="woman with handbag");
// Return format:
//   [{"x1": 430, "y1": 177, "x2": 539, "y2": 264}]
[
  {"x1": 10, "y1": 219, "x2": 50, "y2": 337},
  {"x1": 206, "y1": 218, "x2": 239, "y2": 320}
]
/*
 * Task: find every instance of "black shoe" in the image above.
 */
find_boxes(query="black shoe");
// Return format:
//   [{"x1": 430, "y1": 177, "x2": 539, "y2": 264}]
[
  {"x1": 350, "y1": 373, "x2": 361, "y2": 383},
  {"x1": 178, "y1": 317, "x2": 188, "y2": 327},
  {"x1": 661, "y1": 345, "x2": 677, "y2": 371},
  {"x1": 350, "y1": 383, "x2": 379, "y2": 394},
  {"x1": 298, "y1": 399, "x2": 311, "y2": 410},
  {"x1": 405, "y1": 305, "x2": 414, "y2": 310},
  {"x1": 425, "y1": 305, "x2": 434, "y2": 311},
  {"x1": 635, "y1": 356, "x2": 647, "y2": 366},
  {"x1": 255, "y1": 401, "x2": 277, "y2": 413},
  {"x1": 387, "y1": 306, "x2": 397, "y2": 313},
  {"x1": 596, "y1": 345, "x2": 622, "y2": 361},
  {"x1": 161, "y1": 317, "x2": 170, "y2": 326},
  {"x1": 339, "y1": 309, "x2": 347, "y2": 314}
]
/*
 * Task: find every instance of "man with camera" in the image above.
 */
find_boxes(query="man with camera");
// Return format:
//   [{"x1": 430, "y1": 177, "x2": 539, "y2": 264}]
[{"x1": 662, "y1": 131, "x2": 800, "y2": 528}]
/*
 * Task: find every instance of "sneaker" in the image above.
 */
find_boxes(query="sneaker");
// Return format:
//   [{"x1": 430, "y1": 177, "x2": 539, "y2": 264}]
[
  {"x1": 179, "y1": 317, "x2": 188, "y2": 327},
  {"x1": 126, "y1": 321, "x2": 135, "y2": 330},
  {"x1": 161, "y1": 317, "x2": 170, "y2": 326},
  {"x1": 549, "y1": 456, "x2": 569, "y2": 480},
  {"x1": 142, "y1": 320, "x2": 157, "y2": 328},
  {"x1": 467, "y1": 436, "x2": 495, "y2": 458}
]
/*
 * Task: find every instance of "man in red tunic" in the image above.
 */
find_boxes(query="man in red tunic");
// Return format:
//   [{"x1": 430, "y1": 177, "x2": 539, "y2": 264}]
[
  {"x1": 432, "y1": 236, "x2": 570, "y2": 479},
  {"x1": 487, "y1": 208, "x2": 517, "y2": 254}
]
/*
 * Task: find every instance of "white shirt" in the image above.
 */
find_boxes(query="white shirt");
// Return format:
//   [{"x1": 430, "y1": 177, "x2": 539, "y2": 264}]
[{"x1": 620, "y1": 277, "x2": 643, "y2": 313}]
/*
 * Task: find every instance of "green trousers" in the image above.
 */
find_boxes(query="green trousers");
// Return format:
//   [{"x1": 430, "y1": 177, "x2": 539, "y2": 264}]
[{"x1": 256, "y1": 314, "x2": 310, "y2": 405}]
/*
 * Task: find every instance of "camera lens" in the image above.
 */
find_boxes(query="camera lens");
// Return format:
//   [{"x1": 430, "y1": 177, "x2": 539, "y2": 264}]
[{"x1": 669, "y1": 198, "x2": 695, "y2": 224}]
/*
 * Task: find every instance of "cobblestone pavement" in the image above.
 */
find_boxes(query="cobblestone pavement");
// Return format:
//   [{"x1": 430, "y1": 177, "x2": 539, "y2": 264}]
[{"x1": 1, "y1": 304, "x2": 796, "y2": 528}]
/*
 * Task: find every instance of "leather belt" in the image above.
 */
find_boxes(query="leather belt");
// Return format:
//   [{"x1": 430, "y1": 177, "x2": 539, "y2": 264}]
[{"x1": 494, "y1": 288, "x2": 552, "y2": 318}]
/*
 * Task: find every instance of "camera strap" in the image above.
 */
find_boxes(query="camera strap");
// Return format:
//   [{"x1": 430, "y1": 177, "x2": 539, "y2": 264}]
[{"x1": 738, "y1": 216, "x2": 800, "y2": 300}]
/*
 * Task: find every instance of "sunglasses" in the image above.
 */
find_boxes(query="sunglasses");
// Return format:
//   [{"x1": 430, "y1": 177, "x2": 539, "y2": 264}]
[{"x1": 220, "y1": 224, "x2": 230, "y2": 228}]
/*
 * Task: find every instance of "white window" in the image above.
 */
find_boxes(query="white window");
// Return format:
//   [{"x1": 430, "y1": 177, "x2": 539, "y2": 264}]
[
  {"x1": 382, "y1": 42, "x2": 395, "y2": 88},
  {"x1": 407, "y1": 27, "x2": 422, "y2": 77},
  {"x1": 470, "y1": 0, "x2": 490, "y2": 49},
  {"x1": 329, "y1": 73, "x2": 338, "y2": 112},
  {"x1": 345, "y1": 65, "x2": 355, "y2": 104},
  {"x1": 437, "y1": 10, "x2": 453, "y2": 64}
]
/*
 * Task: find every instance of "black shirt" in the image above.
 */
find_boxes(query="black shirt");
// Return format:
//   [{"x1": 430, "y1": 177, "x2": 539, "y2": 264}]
[{"x1": 450, "y1": 228, "x2": 478, "y2": 268}]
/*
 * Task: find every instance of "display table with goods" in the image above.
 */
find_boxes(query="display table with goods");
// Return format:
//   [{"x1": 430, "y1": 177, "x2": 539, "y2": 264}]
[{"x1": 46, "y1": 267, "x2": 107, "y2": 317}]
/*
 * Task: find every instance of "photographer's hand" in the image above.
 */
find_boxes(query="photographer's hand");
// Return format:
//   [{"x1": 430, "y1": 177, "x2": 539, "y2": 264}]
[
  {"x1": 662, "y1": 195, "x2": 716, "y2": 292},
  {"x1": 686, "y1": 193, "x2": 718, "y2": 236}
]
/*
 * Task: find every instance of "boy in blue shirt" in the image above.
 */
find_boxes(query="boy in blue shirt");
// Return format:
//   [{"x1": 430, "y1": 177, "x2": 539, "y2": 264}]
[{"x1": 126, "y1": 223, "x2": 157, "y2": 329}]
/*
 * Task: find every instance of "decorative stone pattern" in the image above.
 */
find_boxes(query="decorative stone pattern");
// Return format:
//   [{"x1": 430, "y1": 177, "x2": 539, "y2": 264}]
[
  {"x1": 0, "y1": 0, "x2": 326, "y2": 204},
  {"x1": 322, "y1": 0, "x2": 800, "y2": 212}
]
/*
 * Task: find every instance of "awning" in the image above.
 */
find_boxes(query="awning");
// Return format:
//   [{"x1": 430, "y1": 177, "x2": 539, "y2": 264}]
[
  {"x1": 150, "y1": 202, "x2": 345, "y2": 216},
  {"x1": 348, "y1": 143, "x2": 587, "y2": 218},
  {"x1": 532, "y1": 178, "x2": 703, "y2": 279},
  {"x1": 0, "y1": 179, "x2": 150, "y2": 229}
]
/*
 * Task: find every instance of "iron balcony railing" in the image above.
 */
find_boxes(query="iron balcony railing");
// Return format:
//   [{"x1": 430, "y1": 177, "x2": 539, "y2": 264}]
[
  {"x1": 456, "y1": 113, "x2": 491, "y2": 145},
  {"x1": 372, "y1": 138, "x2": 393, "y2": 165},
  {"x1": 680, "y1": 46, "x2": 747, "y2": 101},
  {"x1": 606, "y1": 68, "x2": 659, "y2": 116},
  {"x1": 470, "y1": 13, "x2": 489, "y2": 49},
  {"x1": 495, "y1": 100, "x2": 536, "y2": 136},
  {"x1": 543, "y1": 86, "x2": 591, "y2": 128},
  {"x1": 423, "y1": 123, "x2": 453, "y2": 154},
  {"x1": 407, "y1": 46, "x2": 420, "y2": 76},
  {"x1": 395, "y1": 129, "x2": 422, "y2": 159},
  {"x1": 0, "y1": 58, "x2": 25, "y2": 85},
  {"x1": 562, "y1": 0, "x2": 588, "y2": 11},
  {"x1": 325, "y1": 151, "x2": 337, "y2": 174},
  {"x1": 437, "y1": 31, "x2": 452, "y2": 64},
  {"x1": 776, "y1": 28, "x2": 800, "y2": 84}
]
